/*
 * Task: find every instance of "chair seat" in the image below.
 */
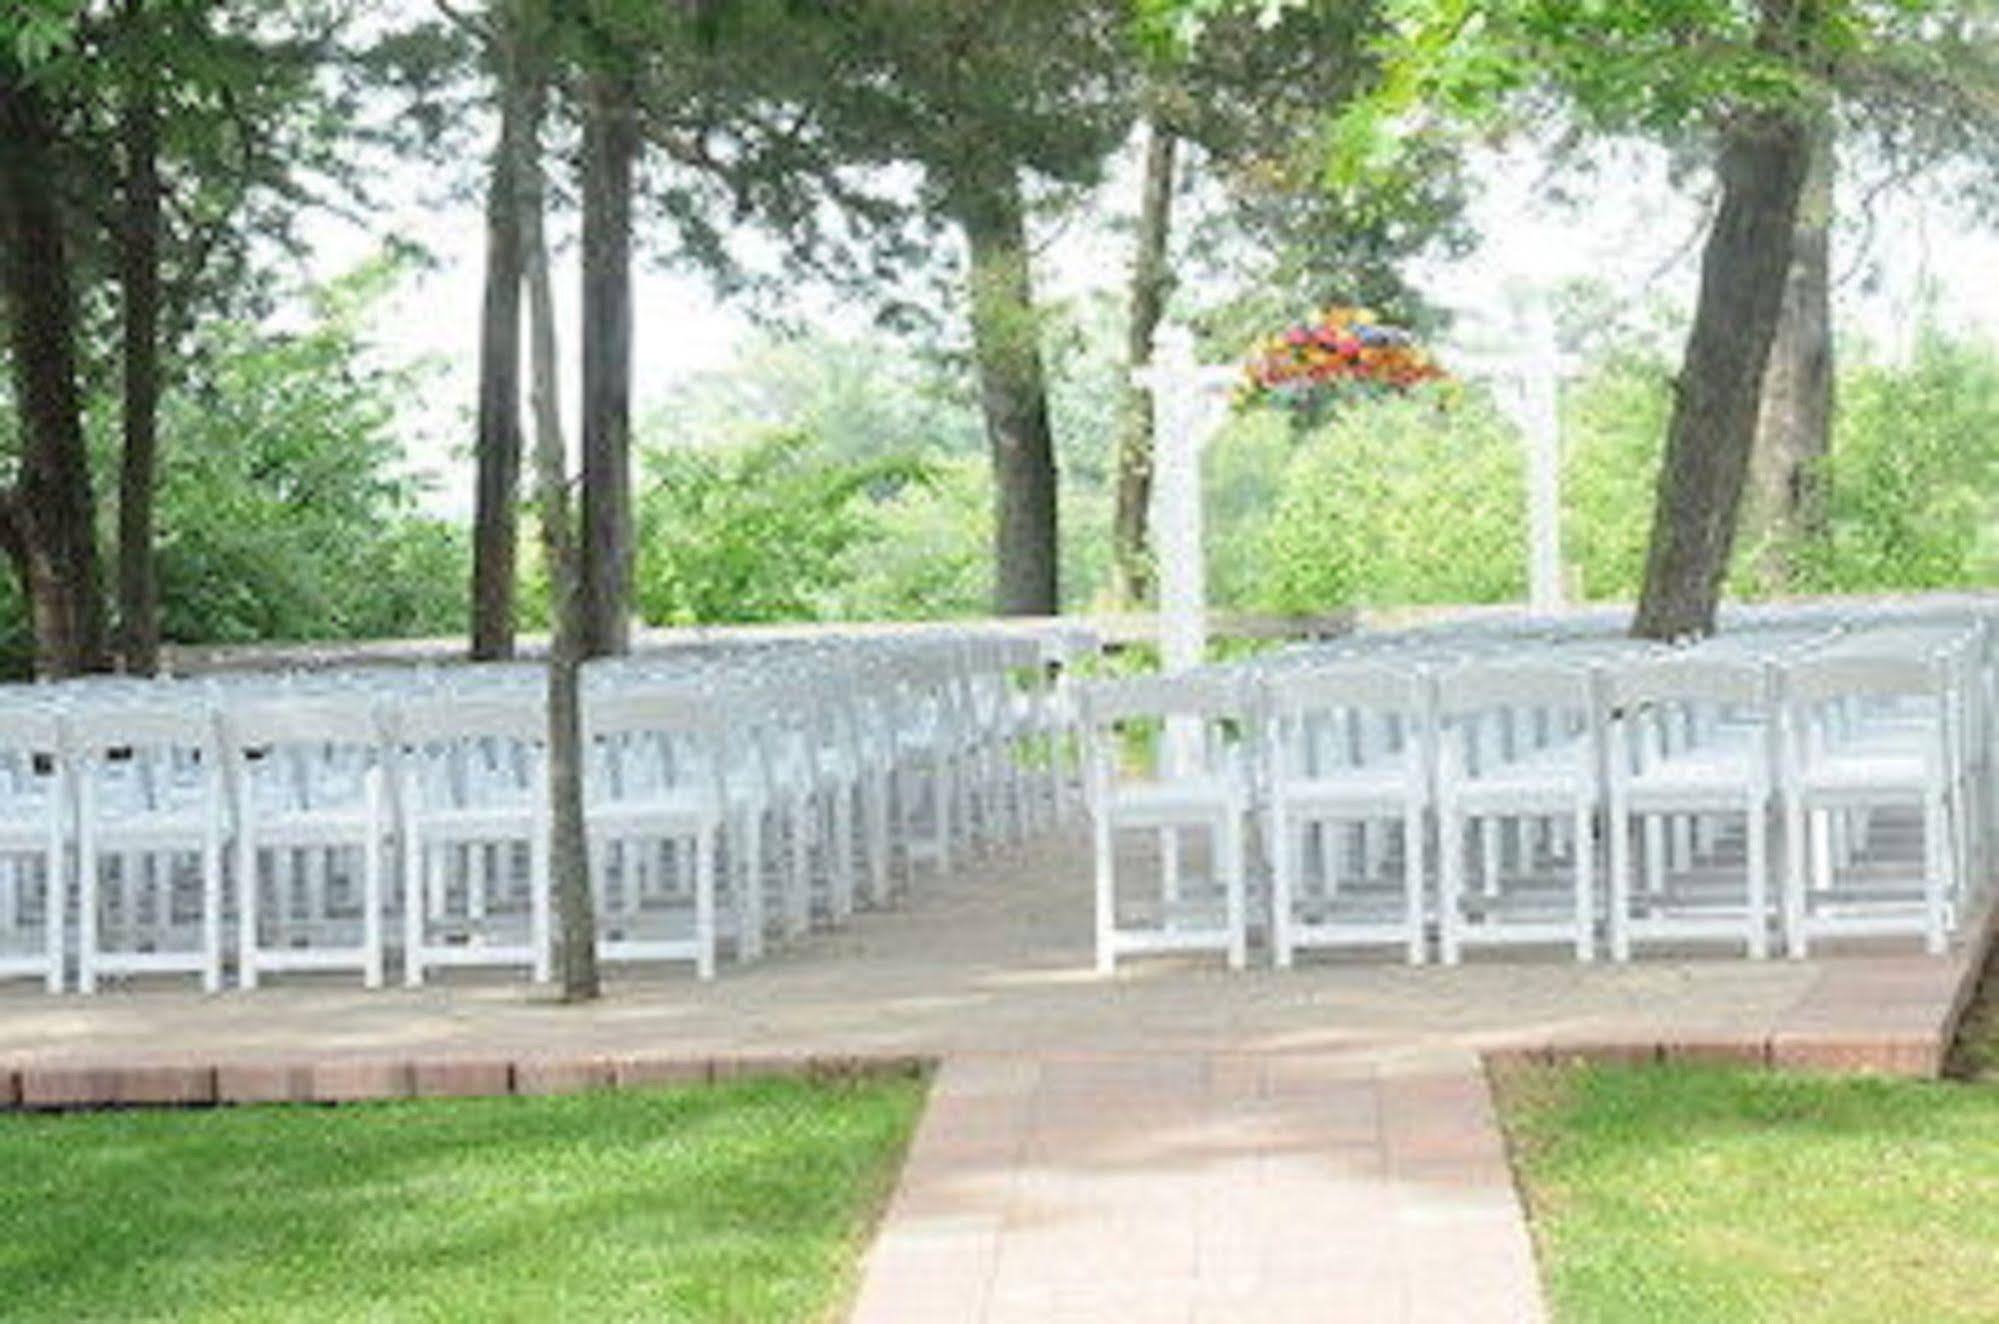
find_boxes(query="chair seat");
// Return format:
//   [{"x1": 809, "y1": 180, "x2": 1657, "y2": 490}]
[
  {"x1": 1624, "y1": 748, "x2": 1766, "y2": 804},
  {"x1": 587, "y1": 787, "x2": 723, "y2": 835},
  {"x1": 1798, "y1": 749, "x2": 1932, "y2": 796},
  {"x1": 1448, "y1": 741, "x2": 1594, "y2": 812},
  {"x1": 1106, "y1": 777, "x2": 1243, "y2": 827},
  {"x1": 91, "y1": 807, "x2": 219, "y2": 848},
  {"x1": 240, "y1": 805, "x2": 380, "y2": 846},
  {"x1": 1273, "y1": 761, "x2": 1413, "y2": 814}
]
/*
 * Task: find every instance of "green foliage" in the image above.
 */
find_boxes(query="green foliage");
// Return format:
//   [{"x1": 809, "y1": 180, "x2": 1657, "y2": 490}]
[
  {"x1": 1222, "y1": 388, "x2": 1527, "y2": 612},
  {"x1": 833, "y1": 453, "x2": 994, "y2": 620},
  {"x1": 1788, "y1": 330, "x2": 1999, "y2": 592},
  {"x1": 633, "y1": 429, "x2": 931, "y2": 626},
  {"x1": 133, "y1": 259, "x2": 466, "y2": 646},
  {"x1": 1560, "y1": 351, "x2": 1674, "y2": 602}
]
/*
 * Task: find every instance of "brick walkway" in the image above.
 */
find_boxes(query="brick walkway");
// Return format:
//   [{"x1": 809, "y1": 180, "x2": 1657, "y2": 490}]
[
  {"x1": 3, "y1": 830, "x2": 1990, "y2": 1322},
  {"x1": 850, "y1": 1051, "x2": 1540, "y2": 1324}
]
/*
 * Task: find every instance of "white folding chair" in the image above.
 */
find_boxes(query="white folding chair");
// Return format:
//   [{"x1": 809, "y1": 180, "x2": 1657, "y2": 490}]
[
  {"x1": 583, "y1": 679, "x2": 731, "y2": 979},
  {"x1": 1604, "y1": 654, "x2": 1777, "y2": 960},
  {"x1": 1435, "y1": 661, "x2": 1602, "y2": 963},
  {"x1": 71, "y1": 700, "x2": 226, "y2": 993},
  {"x1": 221, "y1": 693, "x2": 388, "y2": 988},
  {"x1": 1083, "y1": 671, "x2": 1252, "y2": 973},
  {"x1": 394, "y1": 690, "x2": 551, "y2": 985},
  {"x1": 0, "y1": 707, "x2": 67, "y2": 992},
  {"x1": 1780, "y1": 648, "x2": 1963, "y2": 956},
  {"x1": 1261, "y1": 664, "x2": 1432, "y2": 966}
]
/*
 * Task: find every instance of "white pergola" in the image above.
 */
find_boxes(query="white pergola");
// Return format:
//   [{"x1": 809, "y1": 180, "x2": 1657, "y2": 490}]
[{"x1": 1136, "y1": 298, "x2": 1569, "y2": 677}]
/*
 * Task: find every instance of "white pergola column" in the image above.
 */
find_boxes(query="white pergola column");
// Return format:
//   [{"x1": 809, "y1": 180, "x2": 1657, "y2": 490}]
[
  {"x1": 1136, "y1": 325, "x2": 1237, "y2": 679},
  {"x1": 1519, "y1": 295, "x2": 1565, "y2": 613}
]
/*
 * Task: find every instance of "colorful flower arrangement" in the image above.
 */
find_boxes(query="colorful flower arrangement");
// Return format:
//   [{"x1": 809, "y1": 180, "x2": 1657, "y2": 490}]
[{"x1": 1236, "y1": 306, "x2": 1447, "y2": 421}]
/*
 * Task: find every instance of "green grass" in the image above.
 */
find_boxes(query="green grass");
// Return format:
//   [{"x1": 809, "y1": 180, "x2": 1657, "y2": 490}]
[
  {"x1": 1496, "y1": 1036, "x2": 1999, "y2": 1323},
  {"x1": 0, "y1": 1074, "x2": 926, "y2": 1324}
]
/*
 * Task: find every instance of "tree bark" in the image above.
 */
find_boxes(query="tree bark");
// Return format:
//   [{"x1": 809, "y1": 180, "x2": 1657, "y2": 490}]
[
  {"x1": 1112, "y1": 117, "x2": 1177, "y2": 608},
  {"x1": 578, "y1": 72, "x2": 637, "y2": 658},
  {"x1": 514, "y1": 54, "x2": 599, "y2": 1002},
  {"x1": 0, "y1": 71, "x2": 113, "y2": 677},
  {"x1": 955, "y1": 170, "x2": 1060, "y2": 616},
  {"x1": 1630, "y1": 108, "x2": 1813, "y2": 640},
  {"x1": 469, "y1": 25, "x2": 529, "y2": 662},
  {"x1": 1745, "y1": 118, "x2": 1834, "y2": 593},
  {"x1": 116, "y1": 59, "x2": 163, "y2": 675}
]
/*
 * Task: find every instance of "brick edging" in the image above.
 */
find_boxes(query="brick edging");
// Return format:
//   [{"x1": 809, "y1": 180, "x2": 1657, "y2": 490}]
[{"x1": 1, "y1": 1052, "x2": 931, "y2": 1113}]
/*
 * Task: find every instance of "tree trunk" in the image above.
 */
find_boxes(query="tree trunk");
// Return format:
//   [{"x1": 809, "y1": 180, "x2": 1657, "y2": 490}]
[
  {"x1": 469, "y1": 27, "x2": 529, "y2": 662},
  {"x1": 1112, "y1": 117, "x2": 1177, "y2": 608},
  {"x1": 578, "y1": 73, "x2": 636, "y2": 658},
  {"x1": 1630, "y1": 109, "x2": 1813, "y2": 641},
  {"x1": 0, "y1": 72, "x2": 112, "y2": 677},
  {"x1": 514, "y1": 58, "x2": 599, "y2": 1002},
  {"x1": 955, "y1": 171, "x2": 1060, "y2": 616},
  {"x1": 1745, "y1": 118, "x2": 1834, "y2": 594},
  {"x1": 116, "y1": 62, "x2": 163, "y2": 675}
]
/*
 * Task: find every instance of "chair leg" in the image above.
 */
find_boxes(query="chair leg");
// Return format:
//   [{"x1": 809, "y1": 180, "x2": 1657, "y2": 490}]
[
  {"x1": 1479, "y1": 817, "x2": 1501, "y2": 897},
  {"x1": 202, "y1": 828, "x2": 223, "y2": 995},
  {"x1": 1439, "y1": 802, "x2": 1464, "y2": 966},
  {"x1": 1093, "y1": 812, "x2": 1116, "y2": 976},
  {"x1": 741, "y1": 809, "x2": 766, "y2": 962},
  {"x1": 1403, "y1": 799, "x2": 1427, "y2": 966},
  {"x1": 1643, "y1": 815, "x2": 1666, "y2": 899},
  {"x1": 41, "y1": 836, "x2": 62, "y2": 994},
  {"x1": 1784, "y1": 792, "x2": 1809, "y2": 959},
  {"x1": 363, "y1": 789, "x2": 384, "y2": 991},
  {"x1": 1222, "y1": 810, "x2": 1247, "y2": 972},
  {"x1": 1922, "y1": 791, "x2": 1950, "y2": 956},
  {"x1": 236, "y1": 811, "x2": 259, "y2": 992},
  {"x1": 1270, "y1": 802, "x2": 1295, "y2": 969},
  {"x1": 1607, "y1": 792, "x2": 1632, "y2": 962},
  {"x1": 695, "y1": 826, "x2": 717, "y2": 981},
  {"x1": 529, "y1": 822, "x2": 552, "y2": 984},
  {"x1": 1572, "y1": 800, "x2": 1595, "y2": 963},
  {"x1": 77, "y1": 810, "x2": 98, "y2": 996},
  {"x1": 1160, "y1": 827, "x2": 1182, "y2": 908},
  {"x1": 403, "y1": 822, "x2": 425, "y2": 988}
]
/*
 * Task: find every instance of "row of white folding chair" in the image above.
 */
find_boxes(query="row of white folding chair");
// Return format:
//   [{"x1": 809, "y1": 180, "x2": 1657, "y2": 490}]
[{"x1": 1086, "y1": 629, "x2": 1985, "y2": 973}]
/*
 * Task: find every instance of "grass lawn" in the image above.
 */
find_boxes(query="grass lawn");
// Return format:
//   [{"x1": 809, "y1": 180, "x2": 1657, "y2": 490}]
[
  {"x1": 1495, "y1": 979, "x2": 1999, "y2": 1323},
  {"x1": 0, "y1": 1073, "x2": 926, "y2": 1324}
]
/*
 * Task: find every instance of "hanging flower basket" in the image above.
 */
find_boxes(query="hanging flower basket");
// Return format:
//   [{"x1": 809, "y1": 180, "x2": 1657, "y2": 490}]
[{"x1": 1235, "y1": 306, "x2": 1446, "y2": 423}]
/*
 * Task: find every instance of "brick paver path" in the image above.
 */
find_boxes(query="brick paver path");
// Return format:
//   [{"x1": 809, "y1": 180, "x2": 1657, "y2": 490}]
[{"x1": 851, "y1": 1051, "x2": 1541, "y2": 1323}]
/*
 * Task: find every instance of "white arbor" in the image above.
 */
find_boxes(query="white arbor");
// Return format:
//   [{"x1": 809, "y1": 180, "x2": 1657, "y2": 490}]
[{"x1": 1136, "y1": 299, "x2": 1571, "y2": 679}]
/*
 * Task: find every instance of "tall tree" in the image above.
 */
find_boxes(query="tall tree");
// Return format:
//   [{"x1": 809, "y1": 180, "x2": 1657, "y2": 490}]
[
  {"x1": 113, "y1": 0, "x2": 161, "y2": 675},
  {"x1": 1745, "y1": 119, "x2": 1834, "y2": 593},
  {"x1": 949, "y1": 162, "x2": 1063, "y2": 614},
  {"x1": 469, "y1": 16, "x2": 528, "y2": 661},
  {"x1": 1111, "y1": 113, "x2": 1177, "y2": 607},
  {"x1": 4, "y1": 0, "x2": 367, "y2": 673},
  {"x1": 577, "y1": 62, "x2": 638, "y2": 655},
  {"x1": 805, "y1": 0, "x2": 1132, "y2": 615},
  {"x1": 0, "y1": 64, "x2": 112, "y2": 675},
  {"x1": 507, "y1": 8, "x2": 600, "y2": 1001},
  {"x1": 1631, "y1": 93, "x2": 1814, "y2": 637}
]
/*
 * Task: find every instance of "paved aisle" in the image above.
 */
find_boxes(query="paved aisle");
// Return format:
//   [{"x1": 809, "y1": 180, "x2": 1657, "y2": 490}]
[{"x1": 850, "y1": 1050, "x2": 1543, "y2": 1324}]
